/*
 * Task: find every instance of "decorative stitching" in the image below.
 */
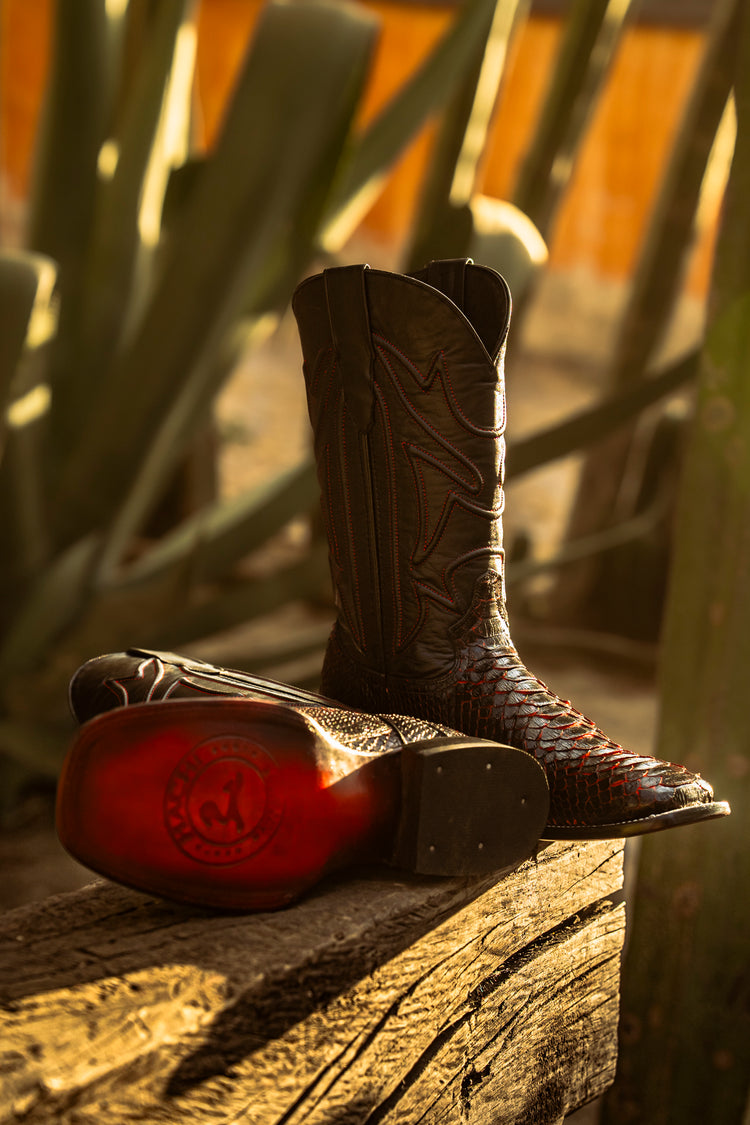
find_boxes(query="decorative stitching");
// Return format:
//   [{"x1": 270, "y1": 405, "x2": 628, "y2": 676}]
[
  {"x1": 375, "y1": 343, "x2": 472, "y2": 468},
  {"x1": 343, "y1": 405, "x2": 366, "y2": 650},
  {"x1": 369, "y1": 340, "x2": 503, "y2": 637},
  {"x1": 337, "y1": 401, "x2": 366, "y2": 652},
  {"x1": 375, "y1": 335, "x2": 505, "y2": 437},
  {"x1": 323, "y1": 444, "x2": 340, "y2": 567},
  {"x1": 373, "y1": 383, "x2": 404, "y2": 652},
  {"x1": 402, "y1": 443, "x2": 503, "y2": 561}
]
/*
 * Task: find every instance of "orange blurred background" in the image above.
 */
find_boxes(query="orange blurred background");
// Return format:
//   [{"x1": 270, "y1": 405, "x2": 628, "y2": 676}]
[{"x1": 0, "y1": 0, "x2": 721, "y2": 294}]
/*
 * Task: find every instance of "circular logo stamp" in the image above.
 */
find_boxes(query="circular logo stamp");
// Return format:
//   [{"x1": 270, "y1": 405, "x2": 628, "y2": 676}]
[{"x1": 164, "y1": 737, "x2": 284, "y2": 865}]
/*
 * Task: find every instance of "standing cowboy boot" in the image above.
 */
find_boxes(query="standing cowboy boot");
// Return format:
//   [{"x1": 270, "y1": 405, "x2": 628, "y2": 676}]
[
  {"x1": 292, "y1": 259, "x2": 730, "y2": 838},
  {"x1": 60, "y1": 648, "x2": 548, "y2": 910}
]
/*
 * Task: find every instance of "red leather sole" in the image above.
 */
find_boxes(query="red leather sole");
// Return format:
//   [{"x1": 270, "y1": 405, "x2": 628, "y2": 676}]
[{"x1": 56, "y1": 699, "x2": 399, "y2": 910}]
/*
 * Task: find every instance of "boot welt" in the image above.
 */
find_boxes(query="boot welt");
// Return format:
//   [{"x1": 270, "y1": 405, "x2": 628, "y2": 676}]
[{"x1": 541, "y1": 800, "x2": 731, "y2": 841}]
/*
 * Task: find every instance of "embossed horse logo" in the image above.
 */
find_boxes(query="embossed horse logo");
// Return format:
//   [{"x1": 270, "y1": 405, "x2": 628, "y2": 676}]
[{"x1": 200, "y1": 772, "x2": 245, "y2": 833}]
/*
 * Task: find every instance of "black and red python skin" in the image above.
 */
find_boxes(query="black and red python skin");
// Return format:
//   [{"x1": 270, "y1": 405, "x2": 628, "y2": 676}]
[
  {"x1": 320, "y1": 581, "x2": 716, "y2": 834},
  {"x1": 293, "y1": 261, "x2": 721, "y2": 835}
]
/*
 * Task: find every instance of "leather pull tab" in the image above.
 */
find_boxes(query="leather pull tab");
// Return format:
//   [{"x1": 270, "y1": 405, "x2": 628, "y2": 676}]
[
  {"x1": 324, "y1": 264, "x2": 376, "y2": 431},
  {"x1": 426, "y1": 258, "x2": 473, "y2": 311}
]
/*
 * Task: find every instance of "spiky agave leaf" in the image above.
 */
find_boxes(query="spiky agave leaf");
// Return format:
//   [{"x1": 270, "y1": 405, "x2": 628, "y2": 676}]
[
  {"x1": 57, "y1": 0, "x2": 195, "y2": 447},
  {"x1": 0, "y1": 251, "x2": 58, "y2": 460},
  {"x1": 53, "y1": 0, "x2": 379, "y2": 548},
  {"x1": 0, "y1": 252, "x2": 59, "y2": 601}
]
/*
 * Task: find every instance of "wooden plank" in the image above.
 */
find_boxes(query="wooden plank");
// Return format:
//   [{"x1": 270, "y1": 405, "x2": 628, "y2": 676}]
[
  {"x1": 0, "y1": 840, "x2": 624, "y2": 1124},
  {"x1": 378, "y1": 903, "x2": 624, "y2": 1125}
]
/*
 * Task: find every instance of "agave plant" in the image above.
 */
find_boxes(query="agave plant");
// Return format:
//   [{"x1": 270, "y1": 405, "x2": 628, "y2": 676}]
[
  {"x1": 0, "y1": 0, "x2": 730, "y2": 805},
  {"x1": 0, "y1": 0, "x2": 520, "y2": 790}
]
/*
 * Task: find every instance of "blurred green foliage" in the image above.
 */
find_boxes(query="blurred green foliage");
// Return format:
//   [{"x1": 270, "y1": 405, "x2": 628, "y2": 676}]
[
  {"x1": 0, "y1": 0, "x2": 522, "y2": 784},
  {"x1": 0, "y1": 0, "x2": 734, "y2": 791}
]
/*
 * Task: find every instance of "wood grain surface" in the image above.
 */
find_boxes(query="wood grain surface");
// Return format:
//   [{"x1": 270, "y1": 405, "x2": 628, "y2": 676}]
[{"x1": 0, "y1": 840, "x2": 624, "y2": 1124}]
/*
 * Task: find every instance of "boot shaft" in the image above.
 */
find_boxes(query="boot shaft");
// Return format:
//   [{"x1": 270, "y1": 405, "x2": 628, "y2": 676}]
[{"x1": 293, "y1": 260, "x2": 512, "y2": 676}]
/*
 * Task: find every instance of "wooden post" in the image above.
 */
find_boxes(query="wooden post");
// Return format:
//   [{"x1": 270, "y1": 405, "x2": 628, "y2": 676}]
[
  {"x1": 602, "y1": 5, "x2": 750, "y2": 1122},
  {"x1": 1, "y1": 841, "x2": 624, "y2": 1124}
]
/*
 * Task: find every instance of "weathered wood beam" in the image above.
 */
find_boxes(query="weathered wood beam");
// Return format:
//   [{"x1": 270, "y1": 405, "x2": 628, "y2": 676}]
[{"x1": 0, "y1": 840, "x2": 624, "y2": 1124}]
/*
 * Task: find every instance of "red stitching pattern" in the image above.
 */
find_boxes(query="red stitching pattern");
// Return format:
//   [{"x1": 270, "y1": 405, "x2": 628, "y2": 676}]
[
  {"x1": 307, "y1": 346, "x2": 334, "y2": 404},
  {"x1": 369, "y1": 340, "x2": 503, "y2": 634},
  {"x1": 323, "y1": 444, "x2": 340, "y2": 568},
  {"x1": 411, "y1": 548, "x2": 503, "y2": 614},
  {"x1": 402, "y1": 444, "x2": 502, "y2": 561},
  {"x1": 373, "y1": 383, "x2": 403, "y2": 651},
  {"x1": 375, "y1": 343, "x2": 471, "y2": 469},
  {"x1": 375, "y1": 335, "x2": 505, "y2": 437},
  {"x1": 338, "y1": 402, "x2": 366, "y2": 652}
]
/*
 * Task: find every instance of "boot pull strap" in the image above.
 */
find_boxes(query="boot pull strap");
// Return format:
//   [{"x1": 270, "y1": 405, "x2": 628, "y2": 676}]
[
  {"x1": 425, "y1": 258, "x2": 472, "y2": 311},
  {"x1": 324, "y1": 264, "x2": 376, "y2": 432}
]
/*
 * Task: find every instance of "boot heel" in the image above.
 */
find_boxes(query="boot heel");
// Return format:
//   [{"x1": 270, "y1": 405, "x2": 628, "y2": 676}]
[{"x1": 391, "y1": 737, "x2": 548, "y2": 877}]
